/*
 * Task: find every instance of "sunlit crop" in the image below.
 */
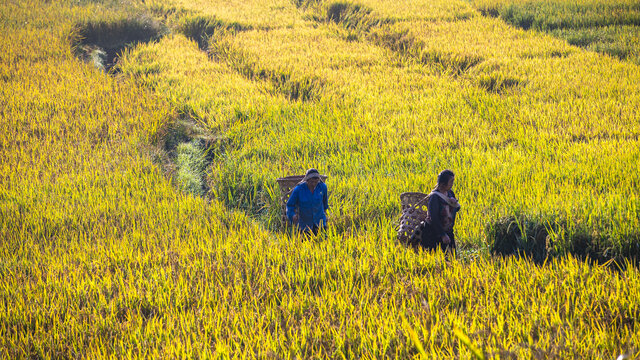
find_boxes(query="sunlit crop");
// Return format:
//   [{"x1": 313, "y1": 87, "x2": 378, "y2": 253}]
[{"x1": 1, "y1": 0, "x2": 639, "y2": 358}]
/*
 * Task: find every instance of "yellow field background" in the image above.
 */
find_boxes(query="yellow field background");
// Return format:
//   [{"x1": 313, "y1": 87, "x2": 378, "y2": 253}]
[{"x1": 1, "y1": 0, "x2": 639, "y2": 358}]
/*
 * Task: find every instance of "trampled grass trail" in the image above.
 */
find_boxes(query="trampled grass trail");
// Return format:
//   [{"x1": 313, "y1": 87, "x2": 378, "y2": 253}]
[{"x1": 1, "y1": 0, "x2": 639, "y2": 358}]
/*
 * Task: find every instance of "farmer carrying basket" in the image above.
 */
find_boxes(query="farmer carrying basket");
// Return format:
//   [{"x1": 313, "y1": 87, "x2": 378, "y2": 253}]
[
  {"x1": 276, "y1": 168, "x2": 329, "y2": 234},
  {"x1": 397, "y1": 170, "x2": 460, "y2": 251}
]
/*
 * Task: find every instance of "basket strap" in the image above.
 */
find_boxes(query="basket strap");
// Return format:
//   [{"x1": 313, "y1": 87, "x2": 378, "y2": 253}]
[{"x1": 429, "y1": 191, "x2": 460, "y2": 209}]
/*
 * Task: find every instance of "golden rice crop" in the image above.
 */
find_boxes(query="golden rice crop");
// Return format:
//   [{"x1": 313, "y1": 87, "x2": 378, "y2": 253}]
[
  {"x1": 145, "y1": 0, "x2": 640, "y2": 248},
  {"x1": 1, "y1": 0, "x2": 639, "y2": 358}
]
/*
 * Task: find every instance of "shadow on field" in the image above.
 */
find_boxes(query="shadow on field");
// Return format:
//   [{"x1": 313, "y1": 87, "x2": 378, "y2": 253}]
[
  {"x1": 177, "y1": 15, "x2": 251, "y2": 51},
  {"x1": 73, "y1": 15, "x2": 167, "y2": 74},
  {"x1": 487, "y1": 213, "x2": 640, "y2": 270}
]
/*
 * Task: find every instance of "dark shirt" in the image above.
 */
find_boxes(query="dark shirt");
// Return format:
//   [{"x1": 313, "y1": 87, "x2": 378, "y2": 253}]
[
  {"x1": 427, "y1": 190, "x2": 460, "y2": 237},
  {"x1": 286, "y1": 182, "x2": 329, "y2": 230}
]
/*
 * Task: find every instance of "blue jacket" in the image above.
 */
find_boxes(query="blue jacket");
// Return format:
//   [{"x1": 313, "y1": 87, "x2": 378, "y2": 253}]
[{"x1": 286, "y1": 182, "x2": 329, "y2": 230}]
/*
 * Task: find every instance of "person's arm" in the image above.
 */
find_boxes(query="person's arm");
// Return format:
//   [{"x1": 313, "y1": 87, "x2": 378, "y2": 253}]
[
  {"x1": 323, "y1": 183, "x2": 329, "y2": 212},
  {"x1": 450, "y1": 190, "x2": 461, "y2": 213},
  {"x1": 286, "y1": 187, "x2": 299, "y2": 223},
  {"x1": 428, "y1": 195, "x2": 445, "y2": 237}
]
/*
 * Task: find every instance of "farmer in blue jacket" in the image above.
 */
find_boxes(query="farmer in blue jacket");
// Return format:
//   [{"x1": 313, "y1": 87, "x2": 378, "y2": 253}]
[{"x1": 287, "y1": 168, "x2": 329, "y2": 234}]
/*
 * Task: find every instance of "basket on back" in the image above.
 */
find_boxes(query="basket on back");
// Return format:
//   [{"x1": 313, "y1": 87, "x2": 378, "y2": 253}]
[
  {"x1": 276, "y1": 174, "x2": 328, "y2": 228},
  {"x1": 397, "y1": 192, "x2": 430, "y2": 246}
]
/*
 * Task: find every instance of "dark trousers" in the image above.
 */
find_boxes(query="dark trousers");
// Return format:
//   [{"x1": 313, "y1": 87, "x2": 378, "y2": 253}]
[
  {"x1": 300, "y1": 224, "x2": 322, "y2": 236},
  {"x1": 420, "y1": 224, "x2": 456, "y2": 252},
  {"x1": 306, "y1": 225, "x2": 319, "y2": 235}
]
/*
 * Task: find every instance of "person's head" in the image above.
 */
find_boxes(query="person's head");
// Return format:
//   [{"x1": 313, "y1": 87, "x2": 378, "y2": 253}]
[
  {"x1": 436, "y1": 169, "x2": 455, "y2": 192},
  {"x1": 303, "y1": 168, "x2": 321, "y2": 188}
]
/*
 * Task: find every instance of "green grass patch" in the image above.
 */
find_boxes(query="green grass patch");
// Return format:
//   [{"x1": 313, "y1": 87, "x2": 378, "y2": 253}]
[
  {"x1": 176, "y1": 142, "x2": 207, "y2": 197},
  {"x1": 476, "y1": 1, "x2": 640, "y2": 30},
  {"x1": 471, "y1": 0, "x2": 640, "y2": 63},
  {"x1": 551, "y1": 25, "x2": 640, "y2": 64}
]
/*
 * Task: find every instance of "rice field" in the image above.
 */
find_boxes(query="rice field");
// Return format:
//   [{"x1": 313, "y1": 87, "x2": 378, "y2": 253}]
[
  {"x1": 469, "y1": 0, "x2": 640, "y2": 64},
  {"x1": 1, "y1": 0, "x2": 639, "y2": 358}
]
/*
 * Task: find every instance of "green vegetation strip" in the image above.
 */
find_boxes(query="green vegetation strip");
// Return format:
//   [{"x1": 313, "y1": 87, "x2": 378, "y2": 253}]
[{"x1": 470, "y1": 0, "x2": 640, "y2": 64}]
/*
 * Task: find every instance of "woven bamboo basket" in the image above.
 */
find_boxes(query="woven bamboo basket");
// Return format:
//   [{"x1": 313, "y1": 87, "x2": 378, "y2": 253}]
[
  {"x1": 397, "y1": 192, "x2": 431, "y2": 246},
  {"x1": 276, "y1": 174, "x2": 328, "y2": 227}
]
